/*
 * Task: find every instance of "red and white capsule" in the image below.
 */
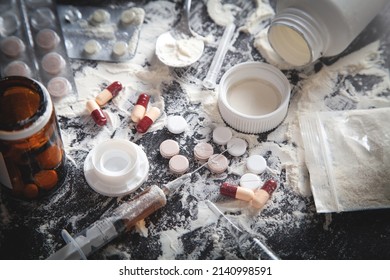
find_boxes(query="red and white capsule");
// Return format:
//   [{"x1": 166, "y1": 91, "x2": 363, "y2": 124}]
[
  {"x1": 250, "y1": 179, "x2": 277, "y2": 209},
  {"x1": 86, "y1": 100, "x2": 107, "y2": 126},
  {"x1": 131, "y1": 93, "x2": 150, "y2": 123},
  {"x1": 95, "y1": 81, "x2": 123, "y2": 106},
  {"x1": 136, "y1": 107, "x2": 161, "y2": 133},
  {"x1": 220, "y1": 182, "x2": 254, "y2": 202}
]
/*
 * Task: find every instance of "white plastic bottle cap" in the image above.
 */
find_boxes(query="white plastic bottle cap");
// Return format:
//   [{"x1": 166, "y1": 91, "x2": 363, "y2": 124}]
[
  {"x1": 36, "y1": 28, "x2": 60, "y2": 50},
  {"x1": 4, "y1": 61, "x2": 32, "y2": 78},
  {"x1": 246, "y1": 154, "x2": 267, "y2": 174},
  {"x1": 159, "y1": 139, "x2": 180, "y2": 159},
  {"x1": 47, "y1": 77, "x2": 72, "y2": 97},
  {"x1": 218, "y1": 62, "x2": 291, "y2": 133},
  {"x1": 84, "y1": 139, "x2": 149, "y2": 197},
  {"x1": 208, "y1": 154, "x2": 229, "y2": 174},
  {"x1": 240, "y1": 173, "x2": 262, "y2": 190},
  {"x1": 41, "y1": 52, "x2": 66, "y2": 74},
  {"x1": 227, "y1": 137, "x2": 247, "y2": 157},
  {"x1": 84, "y1": 39, "x2": 101, "y2": 55},
  {"x1": 169, "y1": 155, "x2": 189, "y2": 175},
  {"x1": 0, "y1": 36, "x2": 26, "y2": 57},
  {"x1": 112, "y1": 41, "x2": 128, "y2": 57},
  {"x1": 213, "y1": 126, "x2": 232, "y2": 145},
  {"x1": 194, "y1": 142, "x2": 214, "y2": 161},
  {"x1": 167, "y1": 115, "x2": 187, "y2": 134}
]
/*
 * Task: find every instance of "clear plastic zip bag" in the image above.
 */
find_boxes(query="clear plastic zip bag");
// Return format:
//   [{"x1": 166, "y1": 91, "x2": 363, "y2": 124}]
[{"x1": 299, "y1": 108, "x2": 390, "y2": 213}]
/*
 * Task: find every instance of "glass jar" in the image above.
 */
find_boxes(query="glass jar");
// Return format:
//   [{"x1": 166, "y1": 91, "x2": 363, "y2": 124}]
[{"x1": 0, "y1": 76, "x2": 67, "y2": 200}]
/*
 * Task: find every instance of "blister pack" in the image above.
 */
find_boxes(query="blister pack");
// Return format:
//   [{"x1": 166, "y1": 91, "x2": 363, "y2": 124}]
[
  {"x1": 0, "y1": 0, "x2": 77, "y2": 98},
  {"x1": 56, "y1": 4, "x2": 145, "y2": 62}
]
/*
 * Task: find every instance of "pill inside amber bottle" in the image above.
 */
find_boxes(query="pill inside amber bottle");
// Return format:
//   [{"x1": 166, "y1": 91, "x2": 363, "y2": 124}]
[
  {"x1": 23, "y1": 183, "x2": 39, "y2": 199},
  {"x1": 220, "y1": 182, "x2": 254, "y2": 202},
  {"x1": 95, "y1": 81, "x2": 123, "y2": 106},
  {"x1": 34, "y1": 170, "x2": 58, "y2": 191},
  {"x1": 131, "y1": 93, "x2": 150, "y2": 123},
  {"x1": 36, "y1": 145, "x2": 63, "y2": 169}
]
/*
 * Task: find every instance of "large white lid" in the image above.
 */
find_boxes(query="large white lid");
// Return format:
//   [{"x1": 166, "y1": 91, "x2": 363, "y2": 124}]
[{"x1": 218, "y1": 62, "x2": 291, "y2": 134}]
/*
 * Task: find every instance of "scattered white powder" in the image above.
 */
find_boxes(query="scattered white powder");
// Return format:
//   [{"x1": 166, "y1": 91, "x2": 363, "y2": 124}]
[
  {"x1": 206, "y1": 0, "x2": 236, "y2": 27},
  {"x1": 239, "y1": 0, "x2": 275, "y2": 34},
  {"x1": 155, "y1": 32, "x2": 204, "y2": 67}
]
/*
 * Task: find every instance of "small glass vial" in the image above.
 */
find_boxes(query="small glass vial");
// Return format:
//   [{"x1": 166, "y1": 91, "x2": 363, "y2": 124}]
[
  {"x1": 268, "y1": 0, "x2": 388, "y2": 66},
  {"x1": 0, "y1": 76, "x2": 67, "y2": 200}
]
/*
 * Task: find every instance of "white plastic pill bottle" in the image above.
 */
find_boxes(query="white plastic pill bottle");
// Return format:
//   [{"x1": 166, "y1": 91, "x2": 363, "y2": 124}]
[{"x1": 268, "y1": 0, "x2": 388, "y2": 66}]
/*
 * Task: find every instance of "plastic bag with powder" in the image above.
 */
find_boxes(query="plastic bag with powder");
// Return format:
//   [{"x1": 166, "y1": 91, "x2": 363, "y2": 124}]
[{"x1": 299, "y1": 108, "x2": 390, "y2": 213}]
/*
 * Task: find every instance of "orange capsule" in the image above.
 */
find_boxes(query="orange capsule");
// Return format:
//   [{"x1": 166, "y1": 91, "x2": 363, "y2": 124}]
[{"x1": 131, "y1": 93, "x2": 150, "y2": 123}]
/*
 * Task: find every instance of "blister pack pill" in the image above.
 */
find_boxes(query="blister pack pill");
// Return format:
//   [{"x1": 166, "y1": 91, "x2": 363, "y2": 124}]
[
  {"x1": 56, "y1": 4, "x2": 145, "y2": 62},
  {"x1": 0, "y1": 0, "x2": 77, "y2": 98}
]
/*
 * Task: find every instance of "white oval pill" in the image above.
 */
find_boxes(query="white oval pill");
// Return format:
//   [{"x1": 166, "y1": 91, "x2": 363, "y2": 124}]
[
  {"x1": 240, "y1": 173, "x2": 262, "y2": 190},
  {"x1": 227, "y1": 138, "x2": 247, "y2": 157},
  {"x1": 159, "y1": 139, "x2": 180, "y2": 159},
  {"x1": 47, "y1": 77, "x2": 72, "y2": 97},
  {"x1": 208, "y1": 154, "x2": 229, "y2": 174},
  {"x1": 41, "y1": 52, "x2": 66, "y2": 74},
  {"x1": 246, "y1": 155, "x2": 267, "y2": 174},
  {"x1": 0, "y1": 36, "x2": 25, "y2": 57},
  {"x1": 194, "y1": 142, "x2": 214, "y2": 161},
  {"x1": 169, "y1": 155, "x2": 189, "y2": 175},
  {"x1": 167, "y1": 115, "x2": 187, "y2": 134},
  {"x1": 213, "y1": 126, "x2": 232, "y2": 145}
]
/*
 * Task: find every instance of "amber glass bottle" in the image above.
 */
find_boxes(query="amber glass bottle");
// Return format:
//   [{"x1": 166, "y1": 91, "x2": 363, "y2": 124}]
[{"x1": 0, "y1": 76, "x2": 67, "y2": 199}]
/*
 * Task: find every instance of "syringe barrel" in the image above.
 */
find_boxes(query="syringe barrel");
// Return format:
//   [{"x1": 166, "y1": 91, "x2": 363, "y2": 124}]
[{"x1": 48, "y1": 185, "x2": 167, "y2": 259}]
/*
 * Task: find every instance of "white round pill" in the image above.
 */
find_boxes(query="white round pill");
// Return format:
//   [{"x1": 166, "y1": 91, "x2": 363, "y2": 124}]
[
  {"x1": 240, "y1": 173, "x2": 262, "y2": 190},
  {"x1": 112, "y1": 41, "x2": 128, "y2": 57},
  {"x1": 36, "y1": 28, "x2": 60, "y2": 50},
  {"x1": 91, "y1": 9, "x2": 110, "y2": 24},
  {"x1": 194, "y1": 142, "x2": 214, "y2": 161},
  {"x1": 120, "y1": 8, "x2": 145, "y2": 25},
  {"x1": 84, "y1": 39, "x2": 101, "y2": 55},
  {"x1": 41, "y1": 52, "x2": 66, "y2": 74},
  {"x1": 227, "y1": 138, "x2": 247, "y2": 157},
  {"x1": 207, "y1": 154, "x2": 229, "y2": 174},
  {"x1": 4, "y1": 61, "x2": 31, "y2": 77},
  {"x1": 0, "y1": 36, "x2": 26, "y2": 57},
  {"x1": 159, "y1": 139, "x2": 180, "y2": 159},
  {"x1": 47, "y1": 77, "x2": 72, "y2": 97},
  {"x1": 246, "y1": 155, "x2": 267, "y2": 174},
  {"x1": 213, "y1": 126, "x2": 232, "y2": 145},
  {"x1": 167, "y1": 115, "x2": 187, "y2": 134},
  {"x1": 169, "y1": 155, "x2": 189, "y2": 175}
]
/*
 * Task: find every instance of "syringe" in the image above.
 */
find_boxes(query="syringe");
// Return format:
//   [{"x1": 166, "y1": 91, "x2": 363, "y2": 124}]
[
  {"x1": 205, "y1": 200, "x2": 280, "y2": 260},
  {"x1": 47, "y1": 185, "x2": 166, "y2": 260},
  {"x1": 203, "y1": 23, "x2": 236, "y2": 89},
  {"x1": 48, "y1": 150, "x2": 229, "y2": 259}
]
